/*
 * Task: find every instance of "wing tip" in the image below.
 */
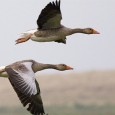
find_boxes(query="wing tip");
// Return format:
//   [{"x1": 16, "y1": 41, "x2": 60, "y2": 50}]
[
  {"x1": 37, "y1": 0, "x2": 62, "y2": 29},
  {"x1": 48, "y1": 0, "x2": 61, "y2": 10},
  {"x1": 27, "y1": 103, "x2": 45, "y2": 115}
]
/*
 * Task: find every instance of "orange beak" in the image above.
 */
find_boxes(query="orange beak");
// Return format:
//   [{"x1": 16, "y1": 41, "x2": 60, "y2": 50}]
[
  {"x1": 66, "y1": 65, "x2": 73, "y2": 70},
  {"x1": 93, "y1": 29, "x2": 100, "y2": 34}
]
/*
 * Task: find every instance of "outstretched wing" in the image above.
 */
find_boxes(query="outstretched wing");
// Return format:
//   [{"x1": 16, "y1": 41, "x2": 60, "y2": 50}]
[
  {"x1": 37, "y1": 0, "x2": 62, "y2": 29},
  {"x1": 5, "y1": 67, "x2": 45, "y2": 115}
]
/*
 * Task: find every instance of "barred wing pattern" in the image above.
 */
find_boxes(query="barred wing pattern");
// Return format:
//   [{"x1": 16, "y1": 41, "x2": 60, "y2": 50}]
[{"x1": 5, "y1": 67, "x2": 45, "y2": 115}]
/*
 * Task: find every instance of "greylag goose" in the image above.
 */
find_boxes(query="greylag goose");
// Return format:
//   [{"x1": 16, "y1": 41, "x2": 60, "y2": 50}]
[
  {"x1": 16, "y1": 0, "x2": 99, "y2": 44},
  {"x1": 0, "y1": 59, "x2": 73, "y2": 115}
]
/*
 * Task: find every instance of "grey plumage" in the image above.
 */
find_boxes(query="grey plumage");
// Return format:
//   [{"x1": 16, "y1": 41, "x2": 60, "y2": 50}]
[
  {"x1": 3, "y1": 59, "x2": 73, "y2": 115},
  {"x1": 15, "y1": 0, "x2": 99, "y2": 44},
  {"x1": 5, "y1": 65, "x2": 45, "y2": 115}
]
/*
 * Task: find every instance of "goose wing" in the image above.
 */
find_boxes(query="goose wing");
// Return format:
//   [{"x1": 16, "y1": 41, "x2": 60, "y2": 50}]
[
  {"x1": 5, "y1": 66, "x2": 45, "y2": 115},
  {"x1": 37, "y1": 0, "x2": 62, "y2": 29}
]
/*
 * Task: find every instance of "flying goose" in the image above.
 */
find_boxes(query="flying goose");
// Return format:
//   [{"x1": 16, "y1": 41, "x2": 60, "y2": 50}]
[
  {"x1": 15, "y1": 0, "x2": 99, "y2": 44},
  {"x1": 0, "y1": 59, "x2": 73, "y2": 115}
]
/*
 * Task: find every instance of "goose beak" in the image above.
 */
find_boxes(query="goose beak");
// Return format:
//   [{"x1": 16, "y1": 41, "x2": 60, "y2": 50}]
[
  {"x1": 66, "y1": 66, "x2": 73, "y2": 70},
  {"x1": 93, "y1": 29, "x2": 100, "y2": 34}
]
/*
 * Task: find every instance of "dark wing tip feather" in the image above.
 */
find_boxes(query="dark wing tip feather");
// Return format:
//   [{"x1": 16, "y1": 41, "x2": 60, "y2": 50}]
[
  {"x1": 46, "y1": 0, "x2": 61, "y2": 11},
  {"x1": 27, "y1": 94, "x2": 45, "y2": 115},
  {"x1": 37, "y1": 0, "x2": 61, "y2": 29}
]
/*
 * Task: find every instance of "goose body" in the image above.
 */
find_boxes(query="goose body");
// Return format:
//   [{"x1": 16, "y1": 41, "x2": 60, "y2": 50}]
[
  {"x1": 0, "y1": 59, "x2": 73, "y2": 115},
  {"x1": 24, "y1": 27, "x2": 72, "y2": 43},
  {"x1": 16, "y1": 0, "x2": 99, "y2": 44}
]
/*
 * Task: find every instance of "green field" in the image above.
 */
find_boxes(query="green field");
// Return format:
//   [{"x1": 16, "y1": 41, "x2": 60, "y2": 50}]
[{"x1": 0, "y1": 104, "x2": 115, "y2": 115}]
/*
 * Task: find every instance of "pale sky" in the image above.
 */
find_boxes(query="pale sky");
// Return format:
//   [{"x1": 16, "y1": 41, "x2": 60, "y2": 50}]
[{"x1": 0, "y1": 0, "x2": 115, "y2": 73}]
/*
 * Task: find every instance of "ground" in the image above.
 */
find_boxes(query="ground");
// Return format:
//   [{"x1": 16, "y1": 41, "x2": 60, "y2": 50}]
[{"x1": 0, "y1": 70, "x2": 115, "y2": 115}]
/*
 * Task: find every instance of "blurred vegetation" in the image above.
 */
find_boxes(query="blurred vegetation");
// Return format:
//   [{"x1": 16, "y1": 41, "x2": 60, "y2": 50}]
[
  {"x1": 0, "y1": 104, "x2": 115, "y2": 115},
  {"x1": 0, "y1": 71, "x2": 115, "y2": 115}
]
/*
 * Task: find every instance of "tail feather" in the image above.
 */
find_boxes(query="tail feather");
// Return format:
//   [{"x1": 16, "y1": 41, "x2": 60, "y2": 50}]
[{"x1": 15, "y1": 34, "x2": 32, "y2": 44}]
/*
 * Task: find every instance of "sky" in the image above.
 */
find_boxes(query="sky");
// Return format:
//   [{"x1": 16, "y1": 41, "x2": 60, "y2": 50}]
[{"x1": 0, "y1": 0, "x2": 115, "y2": 73}]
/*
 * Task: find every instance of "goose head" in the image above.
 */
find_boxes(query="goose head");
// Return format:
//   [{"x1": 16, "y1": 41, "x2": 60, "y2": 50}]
[
  {"x1": 83, "y1": 28, "x2": 100, "y2": 34},
  {"x1": 55, "y1": 64, "x2": 73, "y2": 71}
]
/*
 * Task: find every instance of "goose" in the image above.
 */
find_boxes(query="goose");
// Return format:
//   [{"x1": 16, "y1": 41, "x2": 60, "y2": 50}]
[
  {"x1": 0, "y1": 59, "x2": 73, "y2": 115},
  {"x1": 15, "y1": 0, "x2": 100, "y2": 44}
]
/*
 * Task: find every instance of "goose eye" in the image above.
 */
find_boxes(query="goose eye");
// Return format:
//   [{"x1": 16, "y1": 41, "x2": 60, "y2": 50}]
[{"x1": 62, "y1": 64, "x2": 66, "y2": 67}]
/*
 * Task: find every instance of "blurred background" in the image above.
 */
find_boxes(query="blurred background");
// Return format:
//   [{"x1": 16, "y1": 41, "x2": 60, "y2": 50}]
[{"x1": 0, "y1": 0, "x2": 115, "y2": 115}]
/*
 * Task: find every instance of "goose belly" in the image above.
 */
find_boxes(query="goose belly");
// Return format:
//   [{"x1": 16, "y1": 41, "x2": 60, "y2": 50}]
[{"x1": 31, "y1": 36, "x2": 63, "y2": 42}]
